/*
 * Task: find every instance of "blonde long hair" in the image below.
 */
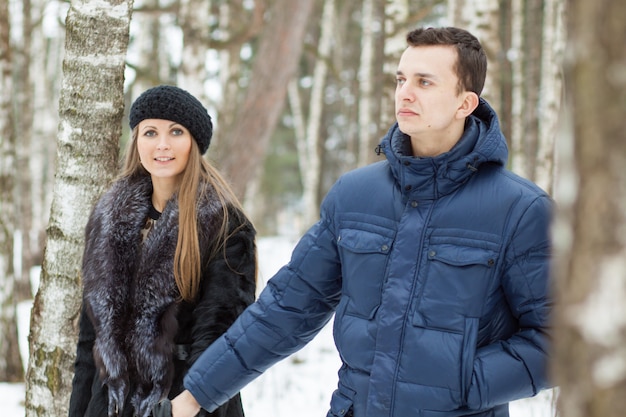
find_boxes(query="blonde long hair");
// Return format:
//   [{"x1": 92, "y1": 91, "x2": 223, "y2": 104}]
[{"x1": 119, "y1": 127, "x2": 250, "y2": 302}]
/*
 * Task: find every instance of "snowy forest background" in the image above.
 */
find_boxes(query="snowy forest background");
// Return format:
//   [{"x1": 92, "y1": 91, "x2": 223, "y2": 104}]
[{"x1": 1, "y1": 0, "x2": 625, "y2": 416}]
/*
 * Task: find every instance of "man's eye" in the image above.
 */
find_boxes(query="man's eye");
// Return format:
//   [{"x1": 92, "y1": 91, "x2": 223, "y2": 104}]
[
  {"x1": 420, "y1": 79, "x2": 432, "y2": 86},
  {"x1": 396, "y1": 78, "x2": 406, "y2": 86}
]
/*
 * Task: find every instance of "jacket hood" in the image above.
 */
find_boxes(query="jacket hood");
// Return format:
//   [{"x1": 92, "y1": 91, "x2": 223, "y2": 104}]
[{"x1": 379, "y1": 98, "x2": 508, "y2": 200}]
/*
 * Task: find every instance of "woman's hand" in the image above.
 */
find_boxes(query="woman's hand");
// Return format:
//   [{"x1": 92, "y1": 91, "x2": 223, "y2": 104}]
[{"x1": 171, "y1": 390, "x2": 202, "y2": 417}]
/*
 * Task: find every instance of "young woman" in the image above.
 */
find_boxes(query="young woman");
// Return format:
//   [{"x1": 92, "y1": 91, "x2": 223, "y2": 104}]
[{"x1": 68, "y1": 85, "x2": 257, "y2": 417}]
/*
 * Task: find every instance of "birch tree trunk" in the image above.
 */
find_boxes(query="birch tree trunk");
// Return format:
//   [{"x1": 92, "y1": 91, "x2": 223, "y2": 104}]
[
  {"x1": 507, "y1": 0, "x2": 562, "y2": 190},
  {"x1": 13, "y1": 0, "x2": 36, "y2": 301},
  {"x1": 0, "y1": 0, "x2": 24, "y2": 382},
  {"x1": 178, "y1": 0, "x2": 211, "y2": 101},
  {"x1": 30, "y1": 0, "x2": 62, "y2": 289},
  {"x1": 552, "y1": 1, "x2": 626, "y2": 416},
  {"x1": 127, "y1": 0, "x2": 167, "y2": 100},
  {"x1": 534, "y1": 0, "x2": 565, "y2": 194},
  {"x1": 357, "y1": 0, "x2": 375, "y2": 167},
  {"x1": 24, "y1": 0, "x2": 132, "y2": 415},
  {"x1": 447, "y1": 0, "x2": 501, "y2": 111},
  {"x1": 509, "y1": 0, "x2": 526, "y2": 177},
  {"x1": 297, "y1": 0, "x2": 334, "y2": 227}
]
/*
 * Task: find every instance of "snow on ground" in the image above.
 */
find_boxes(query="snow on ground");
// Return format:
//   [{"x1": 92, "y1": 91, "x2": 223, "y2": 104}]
[{"x1": 2, "y1": 235, "x2": 556, "y2": 416}]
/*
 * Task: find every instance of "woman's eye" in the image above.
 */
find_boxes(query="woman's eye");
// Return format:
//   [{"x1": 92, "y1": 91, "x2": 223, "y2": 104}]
[
  {"x1": 143, "y1": 130, "x2": 157, "y2": 137},
  {"x1": 172, "y1": 128, "x2": 184, "y2": 136}
]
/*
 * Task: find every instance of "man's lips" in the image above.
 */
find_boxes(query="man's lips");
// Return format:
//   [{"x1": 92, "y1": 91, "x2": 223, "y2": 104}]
[{"x1": 397, "y1": 108, "x2": 418, "y2": 116}]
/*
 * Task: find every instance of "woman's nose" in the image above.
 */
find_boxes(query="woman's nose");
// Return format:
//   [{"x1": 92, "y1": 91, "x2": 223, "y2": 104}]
[{"x1": 156, "y1": 135, "x2": 171, "y2": 150}]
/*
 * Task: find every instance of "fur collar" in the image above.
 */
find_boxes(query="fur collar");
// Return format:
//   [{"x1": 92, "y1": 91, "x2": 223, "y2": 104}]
[{"x1": 81, "y1": 175, "x2": 223, "y2": 417}]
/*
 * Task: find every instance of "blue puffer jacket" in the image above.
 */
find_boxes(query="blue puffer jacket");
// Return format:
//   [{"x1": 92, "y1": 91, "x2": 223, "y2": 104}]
[{"x1": 185, "y1": 99, "x2": 553, "y2": 417}]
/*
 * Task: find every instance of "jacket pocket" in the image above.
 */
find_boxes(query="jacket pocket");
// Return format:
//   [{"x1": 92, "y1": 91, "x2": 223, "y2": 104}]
[
  {"x1": 337, "y1": 227, "x2": 393, "y2": 319},
  {"x1": 413, "y1": 236, "x2": 500, "y2": 332},
  {"x1": 461, "y1": 317, "x2": 479, "y2": 403}
]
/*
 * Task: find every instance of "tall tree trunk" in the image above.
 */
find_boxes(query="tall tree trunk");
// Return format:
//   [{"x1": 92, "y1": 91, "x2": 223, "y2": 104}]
[
  {"x1": 30, "y1": 0, "x2": 61, "y2": 291},
  {"x1": 213, "y1": 0, "x2": 315, "y2": 200},
  {"x1": 127, "y1": 0, "x2": 166, "y2": 100},
  {"x1": 534, "y1": 0, "x2": 565, "y2": 194},
  {"x1": 178, "y1": 0, "x2": 211, "y2": 100},
  {"x1": 14, "y1": 0, "x2": 35, "y2": 301},
  {"x1": 552, "y1": 1, "x2": 626, "y2": 417},
  {"x1": 0, "y1": 0, "x2": 24, "y2": 383},
  {"x1": 357, "y1": 0, "x2": 375, "y2": 167},
  {"x1": 213, "y1": 1, "x2": 244, "y2": 149},
  {"x1": 24, "y1": 0, "x2": 132, "y2": 415},
  {"x1": 297, "y1": 0, "x2": 334, "y2": 227},
  {"x1": 447, "y1": 0, "x2": 501, "y2": 111},
  {"x1": 508, "y1": 0, "x2": 560, "y2": 188}
]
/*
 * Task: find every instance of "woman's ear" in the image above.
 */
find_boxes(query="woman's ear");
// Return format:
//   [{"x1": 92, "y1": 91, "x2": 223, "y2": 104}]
[{"x1": 456, "y1": 91, "x2": 480, "y2": 119}]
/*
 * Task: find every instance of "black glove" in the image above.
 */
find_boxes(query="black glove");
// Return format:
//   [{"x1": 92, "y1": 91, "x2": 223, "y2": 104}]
[{"x1": 151, "y1": 399, "x2": 173, "y2": 417}]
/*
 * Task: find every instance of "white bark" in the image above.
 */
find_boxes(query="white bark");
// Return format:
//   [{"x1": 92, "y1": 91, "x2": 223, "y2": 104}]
[
  {"x1": 299, "y1": 0, "x2": 335, "y2": 227},
  {"x1": 128, "y1": 0, "x2": 163, "y2": 98},
  {"x1": 509, "y1": 0, "x2": 527, "y2": 178},
  {"x1": 30, "y1": 0, "x2": 62, "y2": 271},
  {"x1": 447, "y1": 0, "x2": 501, "y2": 110},
  {"x1": 357, "y1": 0, "x2": 374, "y2": 167},
  {"x1": 24, "y1": 0, "x2": 132, "y2": 415},
  {"x1": 0, "y1": 0, "x2": 23, "y2": 381},
  {"x1": 178, "y1": 0, "x2": 211, "y2": 102},
  {"x1": 534, "y1": 0, "x2": 565, "y2": 194}
]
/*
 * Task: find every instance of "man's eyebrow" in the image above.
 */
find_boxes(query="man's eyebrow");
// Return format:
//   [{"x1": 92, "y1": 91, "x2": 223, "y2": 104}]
[{"x1": 395, "y1": 70, "x2": 437, "y2": 79}]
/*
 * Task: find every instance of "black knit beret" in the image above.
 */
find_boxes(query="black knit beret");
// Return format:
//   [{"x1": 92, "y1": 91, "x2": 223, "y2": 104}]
[{"x1": 129, "y1": 85, "x2": 213, "y2": 154}]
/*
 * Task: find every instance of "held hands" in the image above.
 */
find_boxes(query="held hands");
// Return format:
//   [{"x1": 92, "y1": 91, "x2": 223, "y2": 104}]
[
  {"x1": 151, "y1": 398, "x2": 172, "y2": 417},
  {"x1": 172, "y1": 390, "x2": 202, "y2": 417},
  {"x1": 151, "y1": 390, "x2": 201, "y2": 417}
]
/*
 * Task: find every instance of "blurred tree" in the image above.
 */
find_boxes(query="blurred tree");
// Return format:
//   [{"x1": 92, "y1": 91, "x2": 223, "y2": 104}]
[
  {"x1": 553, "y1": 1, "x2": 626, "y2": 416},
  {"x1": 29, "y1": 0, "x2": 63, "y2": 294},
  {"x1": 447, "y1": 0, "x2": 501, "y2": 109},
  {"x1": 292, "y1": 0, "x2": 334, "y2": 227},
  {"x1": 256, "y1": 0, "x2": 445, "y2": 234},
  {"x1": 213, "y1": 0, "x2": 315, "y2": 201},
  {"x1": 448, "y1": 0, "x2": 564, "y2": 195},
  {"x1": 0, "y1": 0, "x2": 24, "y2": 383},
  {"x1": 13, "y1": 0, "x2": 36, "y2": 301},
  {"x1": 356, "y1": 0, "x2": 385, "y2": 167},
  {"x1": 24, "y1": 0, "x2": 132, "y2": 415}
]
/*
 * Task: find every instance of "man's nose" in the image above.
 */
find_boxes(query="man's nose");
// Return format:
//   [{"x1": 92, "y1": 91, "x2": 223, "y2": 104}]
[{"x1": 397, "y1": 83, "x2": 415, "y2": 102}]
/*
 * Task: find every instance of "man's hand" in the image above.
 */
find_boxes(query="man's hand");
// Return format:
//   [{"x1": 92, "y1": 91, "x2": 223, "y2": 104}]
[{"x1": 171, "y1": 390, "x2": 202, "y2": 417}]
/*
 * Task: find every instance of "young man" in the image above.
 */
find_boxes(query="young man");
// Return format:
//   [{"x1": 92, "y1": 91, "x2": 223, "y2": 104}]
[{"x1": 165, "y1": 27, "x2": 553, "y2": 417}]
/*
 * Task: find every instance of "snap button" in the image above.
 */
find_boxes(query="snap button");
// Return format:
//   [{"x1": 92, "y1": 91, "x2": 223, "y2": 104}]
[
  {"x1": 411, "y1": 200, "x2": 418, "y2": 208},
  {"x1": 381, "y1": 244, "x2": 389, "y2": 252}
]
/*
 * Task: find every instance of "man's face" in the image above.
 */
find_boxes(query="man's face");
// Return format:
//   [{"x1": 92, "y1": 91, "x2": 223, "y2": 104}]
[{"x1": 395, "y1": 45, "x2": 471, "y2": 156}]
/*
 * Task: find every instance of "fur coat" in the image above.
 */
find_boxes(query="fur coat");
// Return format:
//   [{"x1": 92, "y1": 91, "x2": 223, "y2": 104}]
[{"x1": 68, "y1": 175, "x2": 256, "y2": 417}]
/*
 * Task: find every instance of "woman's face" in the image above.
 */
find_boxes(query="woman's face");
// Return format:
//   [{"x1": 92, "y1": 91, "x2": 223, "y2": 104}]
[{"x1": 137, "y1": 119, "x2": 193, "y2": 185}]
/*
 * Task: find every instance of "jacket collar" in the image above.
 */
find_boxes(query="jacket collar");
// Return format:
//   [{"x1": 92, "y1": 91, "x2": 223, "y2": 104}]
[{"x1": 380, "y1": 98, "x2": 508, "y2": 200}]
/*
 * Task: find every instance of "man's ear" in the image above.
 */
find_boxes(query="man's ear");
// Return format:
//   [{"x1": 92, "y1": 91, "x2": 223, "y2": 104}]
[{"x1": 456, "y1": 92, "x2": 479, "y2": 119}]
